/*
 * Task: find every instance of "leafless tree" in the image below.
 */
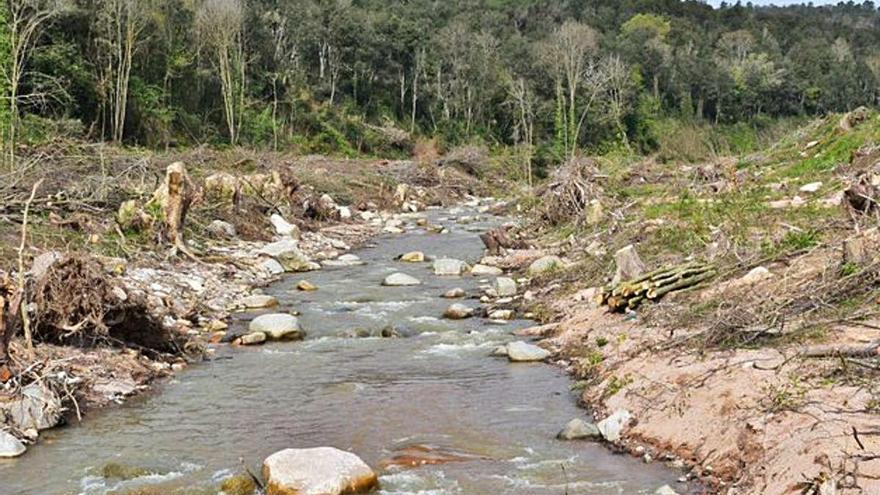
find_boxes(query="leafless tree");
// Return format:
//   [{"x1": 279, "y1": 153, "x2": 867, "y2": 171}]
[
  {"x1": 4, "y1": 0, "x2": 65, "y2": 165},
  {"x1": 504, "y1": 74, "x2": 536, "y2": 186},
  {"x1": 264, "y1": 8, "x2": 300, "y2": 150},
  {"x1": 94, "y1": 0, "x2": 151, "y2": 143},
  {"x1": 197, "y1": 0, "x2": 246, "y2": 145},
  {"x1": 539, "y1": 20, "x2": 600, "y2": 159},
  {"x1": 602, "y1": 55, "x2": 634, "y2": 148}
]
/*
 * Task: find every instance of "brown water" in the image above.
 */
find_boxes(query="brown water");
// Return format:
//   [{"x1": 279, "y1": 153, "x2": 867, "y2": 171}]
[{"x1": 0, "y1": 204, "x2": 686, "y2": 495}]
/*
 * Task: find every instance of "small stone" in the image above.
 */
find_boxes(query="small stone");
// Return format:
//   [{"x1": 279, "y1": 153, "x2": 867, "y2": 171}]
[
  {"x1": 443, "y1": 303, "x2": 475, "y2": 320},
  {"x1": 443, "y1": 288, "x2": 466, "y2": 299},
  {"x1": 528, "y1": 255, "x2": 564, "y2": 276},
  {"x1": 249, "y1": 314, "x2": 304, "y2": 341},
  {"x1": 799, "y1": 182, "x2": 823, "y2": 194},
  {"x1": 597, "y1": 409, "x2": 632, "y2": 443},
  {"x1": 259, "y1": 259, "x2": 286, "y2": 276},
  {"x1": 471, "y1": 264, "x2": 502, "y2": 276},
  {"x1": 205, "y1": 320, "x2": 228, "y2": 332},
  {"x1": 493, "y1": 277, "x2": 517, "y2": 297},
  {"x1": 207, "y1": 220, "x2": 237, "y2": 239},
  {"x1": 239, "y1": 332, "x2": 267, "y2": 345},
  {"x1": 490, "y1": 346, "x2": 508, "y2": 357},
  {"x1": 489, "y1": 309, "x2": 515, "y2": 320},
  {"x1": 433, "y1": 258, "x2": 467, "y2": 276},
  {"x1": 240, "y1": 295, "x2": 279, "y2": 309},
  {"x1": 297, "y1": 280, "x2": 318, "y2": 291},
  {"x1": 399, "y1": 251, "x2": 425, "y2": 263},
  {"x1": 383, "y1": 273, "x2": 421, "y2": 286},
  {"x1": 506, "y1": 341, "x2": 550, "y2": 362},
  {"x1": 556, "y1": 418, "x2": 602, "y2": 441},
  {"x1": 0, "y1": 430, "x2": 26, "y2": 458},
  {"x1": 655, "y1": 485, "x2": 679, "y2": 495}
]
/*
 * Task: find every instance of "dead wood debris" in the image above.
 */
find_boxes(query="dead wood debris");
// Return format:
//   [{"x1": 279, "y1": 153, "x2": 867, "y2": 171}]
[
  {"x1": 535, "y1": 157, "x2": 603, "y2": 227},
  {"x1": 597, "y1": 262, "x2": 716, "y2": 312}
]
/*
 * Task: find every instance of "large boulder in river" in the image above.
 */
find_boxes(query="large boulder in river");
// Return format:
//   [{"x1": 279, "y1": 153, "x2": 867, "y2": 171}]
[
  {"x1": 433, "y1": 258, "x2": 468, "y2": 276},
  {"x1": 249, "y1": 314, "x2": 304, "y2": 341},
  {"x1": 383, "y1": 273, "x2": 421, "y2": 286},
  {"x1": 0, "y1": 430, "x2": 26, "y2": 458},
  {"x1": 506, "y1": 341, "x2": 550, "y2": 362},
  {"x1": 527, "y1": 256, "x2": 563, "y2": 276},
  {"x1": 263, "y1": 447, "x2": 378, "y2": 495}
]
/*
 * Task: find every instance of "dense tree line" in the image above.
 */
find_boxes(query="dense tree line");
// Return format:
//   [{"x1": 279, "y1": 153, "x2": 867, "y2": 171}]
[{"x1": 1, "y1": 0, "x2": 879, "y2": 160}]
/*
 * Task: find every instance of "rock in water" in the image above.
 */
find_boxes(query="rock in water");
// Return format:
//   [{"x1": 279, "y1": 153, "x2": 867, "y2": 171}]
[
  {"x1": 489, "y1": 309, "x2": 515, "y2": 320},
  {"x1": 506, "y1": 341, "x2": 550, "y2": 362},
  {"x1": 493, "y1": 277, "x2": 517, "y2": 297},
  {"x1": 383, "y1": 273, "x2": 421, "y2": 286},
  {"x1": 263, "y1": 447, "x2": 378, "y2": 495},
  {"x1": 249, "y1": 314, "x2": 304, "y2": 341},
  {"x1": 557, "y1": 418, "x2": 602, "y2": 441},
  {"x1": 655, "y1": 485, "x2": 679, "y2": 495},
  {"x1": 260, "y1": 240, "x2": 315, "y2": 272},
  {"x1": 527, "y1": 256, "x2": 563, "y2": 276},
  {"x1": 240, "y1": 295, "x2": 279, "y2": 309},
  {"x1": 297, "y1": 280, "x2": 318, "y2": 291},
  {"x1": 597, "y1": 409, "x2": 632, "y2": 443},
  {"x1": 399, "y1": 251, "x2": 425, "y2": 263},
  {"x1": 471, "y1": 264, "x2": 502, "y2": 276},
  {"x1": 443, "y1": 303, "x2": 475, "y2": 320},
  {"x1": 433, "y1": 258, "x2": 467, "y2": 276},
  {"x1": 443, "y1": 288, "x2": 466, "y2": 299},
  {"x1": 612, "y1": 245, "x2": 646, "y2": 285},
  {"x1": 0, "y1": 430, "x2": 26, "y2": 458},
  {"x1": 239, "y1": 332, "x2": 267, "y2": 346}
]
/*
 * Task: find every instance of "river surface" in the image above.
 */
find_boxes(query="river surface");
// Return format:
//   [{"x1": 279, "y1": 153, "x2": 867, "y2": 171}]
[{"x1": 0, "y1": 204, "x2": 685, "y2": 495}]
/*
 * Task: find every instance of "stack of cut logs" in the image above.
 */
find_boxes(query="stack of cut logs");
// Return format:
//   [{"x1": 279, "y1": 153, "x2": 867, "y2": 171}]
[{"x1": 597, "y1": 262, "x2": 716, "y2": 312}]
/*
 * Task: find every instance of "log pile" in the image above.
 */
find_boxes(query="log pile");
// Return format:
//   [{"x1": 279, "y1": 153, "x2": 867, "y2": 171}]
[{"x1": 597, "y1": 262, "x2": 716, "y2": 312}]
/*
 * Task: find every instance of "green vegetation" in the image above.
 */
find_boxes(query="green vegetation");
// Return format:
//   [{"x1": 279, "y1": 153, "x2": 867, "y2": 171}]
[{"x1": 0, "y1": 0, "x2": 877, "y2": 159}]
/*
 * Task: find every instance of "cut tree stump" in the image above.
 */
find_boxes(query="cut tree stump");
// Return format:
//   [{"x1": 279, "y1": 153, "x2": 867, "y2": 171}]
[{"x1": 149, "y1": 162, "x2": 198, "y2": 258}]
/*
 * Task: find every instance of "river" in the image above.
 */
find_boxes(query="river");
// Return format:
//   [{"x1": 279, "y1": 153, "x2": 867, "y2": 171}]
[{"x1": 0, "y1": 203, "x2": 685, "y2": 494}]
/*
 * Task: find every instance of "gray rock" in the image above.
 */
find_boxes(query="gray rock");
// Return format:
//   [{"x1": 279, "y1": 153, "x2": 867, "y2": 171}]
[
  {"x1": 490, "y1": 345, "x2": 508, "y2": 357},
  {"x1": 322, "y1": 254, "x2": 364, "y2": 267},
  {"x1": 399, "y1": 251, "x2": 425, "y2": 263},
  {"x1": 239, "y1": 332, "x2": 267, "y2": 345},
  {"x1": 655, "y1": 485, "x2": 679, "y2": 495},
  {"x1": 506, "y1": 341, "x2": 550, "y2": 362},
  {"x1": 240, "y1": 294, "x2": 278, "y2": 309},
  {"x1": 528, "y1": 256, "x2": 563, "y2": 276},
  {"x1": 207, "y1": 220, "x2": 237, "y2": 239},
  {"x1": 443, "y1": 288, "x2": 466, "y2": 299},
  {"x1": 383, "y1": 273, "x2": 421, "y2": 286},
  {"x1": 259, "y1": 240, "x2": 314, "y2": 272},
  {"x1": 0, "y1": 430, "x2": 26, "y2": 458},
  {"x1": 612, "y1": 245, "x2": 646, "y2": 285},
  {"x1": 263, "y1": 447, "x2": 378, "y2": 495},
  {"x1": 1, "y1": 383, "x2": 62, "y2": 431},
  {"x1": 433, "y1": 258, "x2": 468, "y2": 276},
  {"x1": 488, "y1": 309, "x2": 515, "y2": 320},
  {"x1": 597, "y1": 409, "x2": 632, "y2": 443},
  {"x1": 557, "y1": 418, "x2": 602, "y2": 441},
  {"x1": 471, "y1": 264, "x2": 502, "y2": 276},
  {"x1": 493, "y1": 277, "x2": 517, "y2": 297},
  {"x1": 249, "y1": 314, "x2": 304, "y2": 341},
  {"x1": 259, "y1": 258, "x2": 285, "y2": 276},
  {"x1": 270, "y1": 214, "x2": 300, "y2": 238},
  {"x1": 443, "y1": 303, "x2": 475, "y2": 320}
]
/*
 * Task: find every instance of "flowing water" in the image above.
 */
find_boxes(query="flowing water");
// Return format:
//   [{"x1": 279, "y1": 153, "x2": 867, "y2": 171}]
[{"x1": 0, "y1": 204, "x2": 685, "y2": 495}]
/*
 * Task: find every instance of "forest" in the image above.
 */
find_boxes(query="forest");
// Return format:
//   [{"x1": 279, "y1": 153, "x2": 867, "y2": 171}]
[{"x1": 1, "y1": 0, "x2": 879, "y2": 164}]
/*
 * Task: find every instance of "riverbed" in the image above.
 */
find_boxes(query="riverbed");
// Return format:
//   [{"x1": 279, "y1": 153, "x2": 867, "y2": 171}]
[{"x1": 0, "y1": 205, "x2": 685, "y2": 494}]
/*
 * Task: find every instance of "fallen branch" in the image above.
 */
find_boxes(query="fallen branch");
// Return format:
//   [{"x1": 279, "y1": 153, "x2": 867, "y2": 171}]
[{"x1": 802, "y1": 340, "x2": 880, "y2": 359}]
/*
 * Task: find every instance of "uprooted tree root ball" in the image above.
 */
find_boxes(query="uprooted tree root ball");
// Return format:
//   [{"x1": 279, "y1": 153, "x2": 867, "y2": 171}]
[
  {"x1": 31, "y1": 256, "x2": 182, "y2": 352},
  {"x1": 535, "y1": 157, "x2": 604, "y2": 227}
]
